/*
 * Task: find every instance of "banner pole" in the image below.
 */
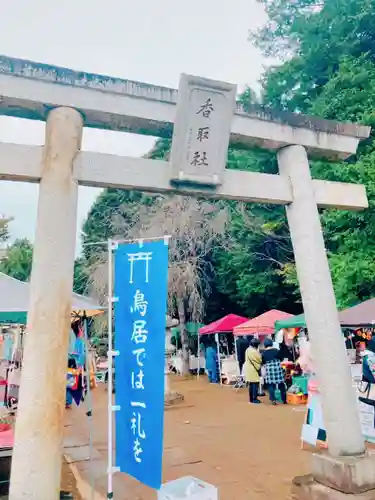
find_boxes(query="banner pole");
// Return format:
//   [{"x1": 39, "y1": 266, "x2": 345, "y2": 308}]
[
  {"x1": 107, "y1": 239, "x2": 114, "y2": 499},
  {"x1": 83, "y1": 315, "x2": 95, "y2": 500},
  {"x1": 197, "y1": 334, "x2": 200, "y2": 381},
  {"x1": 215, "y1": 333, "x2": 222, "y2": 386}
]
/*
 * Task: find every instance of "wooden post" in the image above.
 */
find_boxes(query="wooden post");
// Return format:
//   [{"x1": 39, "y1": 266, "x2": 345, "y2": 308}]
[
  {"x1": 9, "y1": 107, "x2": 83, "y2": 500},
  {"x1": 277, "y1": 145, "x2": 365, "y2": 457}
]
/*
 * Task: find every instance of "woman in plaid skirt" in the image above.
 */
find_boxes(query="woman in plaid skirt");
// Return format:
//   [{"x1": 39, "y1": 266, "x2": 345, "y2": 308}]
[{"x1": 262, "y1": 338, "x2": 287, "y2": 405}]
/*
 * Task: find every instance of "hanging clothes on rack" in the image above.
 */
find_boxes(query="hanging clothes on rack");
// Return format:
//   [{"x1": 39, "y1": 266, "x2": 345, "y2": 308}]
[
  {"x1": 68, "y1": 329, "x2": 76, "y2": 355},
  {"x1": 66, "y1": 357, "x2": 84, "y2": 408},
  {"x1": 74, "y1": 334, "x2": 86, "y2": 369},
  {"x1": 5, "y1": 362, "x2": 21, "y2": 411},
  {"x1": 3, "y1": 334, "x2": 13, "y2": 362},
  {"x1": 66, "y1": 322, "x2": 88, "y2": 408}
]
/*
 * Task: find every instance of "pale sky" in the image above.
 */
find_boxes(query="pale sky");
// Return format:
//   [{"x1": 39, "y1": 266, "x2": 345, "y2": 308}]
[{"x1": 0, "y1": 0, "x2": 268, "y2": 254}]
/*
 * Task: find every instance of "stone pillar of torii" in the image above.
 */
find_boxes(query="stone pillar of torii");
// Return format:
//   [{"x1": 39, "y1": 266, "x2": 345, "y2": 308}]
[{"x1": 0, "y1": 57, "x2": 373, "y2": 499}]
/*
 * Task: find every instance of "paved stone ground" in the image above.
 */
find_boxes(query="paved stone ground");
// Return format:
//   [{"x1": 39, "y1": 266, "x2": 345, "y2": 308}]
[
  {"x1": 64, "y1": 376, "x2": 311, "y2": 500},
  {"x1": 61, "y1": 460, "x2": 82, "y2": 500},
  {"x1": 0, "y1": 461, "x2": 81, "y2": 500}
]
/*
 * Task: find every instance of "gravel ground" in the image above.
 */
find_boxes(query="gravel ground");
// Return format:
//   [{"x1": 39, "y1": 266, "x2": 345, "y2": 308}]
[
  {"x1": 61, "y1": 459, "x2": 82, "y2": 500},
  {"x1": 66, "y1": 376, "x2": 312, "y2": 499}
]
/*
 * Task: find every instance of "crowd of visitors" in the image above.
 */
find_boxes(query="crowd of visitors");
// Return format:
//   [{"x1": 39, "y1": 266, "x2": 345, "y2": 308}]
[
  {"x1": 244, "y1": 338, "x2": 288, "y2": 405},
  {"x1": 200, "y1": 332, "x2": 295, "y2": 405}
]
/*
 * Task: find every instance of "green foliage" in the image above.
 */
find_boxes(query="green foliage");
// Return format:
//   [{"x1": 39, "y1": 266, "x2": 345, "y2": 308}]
[
  {"x1": 81, "y1": 141, "x2": 167, "y2": 264},
  {"x1": 253, "y1": 0, "x2": 375, "y2": 309},
  {"x1": 237, "y1": 86, "x2": 260, "y2": 111},
  {"x1": 81, "y1": 189, "x2": 145, "y2": 261},
  {"x1": 0, "y1": 238, "x2": 33, "y2": 282},
  {"x1": 212, "y1": 147, "x2": 299, "y2": 316},
  {"x1": 0, "y1": 216, "x2": 11, "y2": 244},
  {"x1": 73, "y1": 257, "x2": 89, "y2": 295},
  {"x1": 77, "y1": 0, "x2": 375, "y2": 320}
]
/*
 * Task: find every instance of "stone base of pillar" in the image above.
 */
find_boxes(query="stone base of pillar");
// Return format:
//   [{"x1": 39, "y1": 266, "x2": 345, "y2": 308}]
[
  {"x1": 292, "y1": 475, "x2": 375, "y2": 499},
  {"x1": 164, "y1": 391, "x2": 184, "y2": 407},
  {"x1": 292, "y1": 452, "x2": 375, "y2": 499}
]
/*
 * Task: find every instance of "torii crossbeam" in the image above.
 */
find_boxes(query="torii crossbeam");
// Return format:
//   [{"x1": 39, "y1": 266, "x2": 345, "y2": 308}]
[{"x1": 0, "y1": 56, "x2": 372, "y2": 500}]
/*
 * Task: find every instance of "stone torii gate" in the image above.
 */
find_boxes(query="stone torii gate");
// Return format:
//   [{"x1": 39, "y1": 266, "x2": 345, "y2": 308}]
[{"x1": 0, "y1": 55, "x2": 373, "y2": 499}]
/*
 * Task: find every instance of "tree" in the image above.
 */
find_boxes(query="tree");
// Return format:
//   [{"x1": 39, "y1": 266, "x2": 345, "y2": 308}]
[
  {"x1": 251, "y1": 0, "x2": 375, "y2": 308},
  {"x1": 81, "y1": 189, "x2": 147, "y2": 263},
  {"x1": 0, "y1": 238, "x2": 33, "y2": 282},
  {"x1": 87, "y1": 194, "x2": 229, "y2": 375},
  {"x1": 214, "y1": 203, "x2": 300, "y2": 316},
  {"x1": 81, "y1": 135, "x2": 302, "y2": 331},
  {"x1": 252, "y1": 0, "x2": 375, "y2": 111},
  {"x1": 73, "y1": 257, "x2": 90, "y2": 295},
  {"x1": 130, "y1": 196, "x2": 229, "y2": 374},
  {"x1": 212, "y1": 147, "x2": 300, "y2": 315},
  {"x1": 0, "y1": 215, "x2": 12, "y2": 244}
]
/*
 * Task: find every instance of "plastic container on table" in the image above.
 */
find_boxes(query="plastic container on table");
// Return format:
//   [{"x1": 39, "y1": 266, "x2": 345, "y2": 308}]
[
  {"x1": 287, "y1": 393, "x2": 308, "y2": 405},
  {"x1": 158, "y1": 476, "x2": 218, "y2": 500},
  {"x1": 292, "y1": 375, "x2": 309, "y2": 395},
  {"x1": 274, "y1": 389, "x2": 283, "y2": 402}
]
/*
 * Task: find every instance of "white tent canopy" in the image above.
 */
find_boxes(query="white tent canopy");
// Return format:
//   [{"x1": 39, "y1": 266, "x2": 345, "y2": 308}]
[{"x1": 0, "y1": 272, "x2": 104, "y2": 323}]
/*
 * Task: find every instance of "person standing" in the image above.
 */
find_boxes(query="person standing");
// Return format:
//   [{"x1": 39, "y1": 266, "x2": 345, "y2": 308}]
[
  {"x1": 66, "y1": 356, "x2": 77, "y2": 409},
  {"x1": 362, "y1": 339, "x2": 375, "y2": 389},
  {"x1": 236, "y1": 335, "x2": 251, "y2": 375},
  {"x1": 262, "y1": 338, "x2": 287, "y2": 405},
  {"x1": 244, "y1": 338, "x2": 262, "y2": 404},
  {"x1": 205, "y1": 337, "x2": 219, "y2": 384}
]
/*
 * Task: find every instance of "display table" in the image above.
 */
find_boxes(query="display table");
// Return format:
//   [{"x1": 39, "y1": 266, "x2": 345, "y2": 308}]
[
  {"x1": 0, "y1": 423, "x2": 13, "y2": 459},
  {"x1": 169, "y1": 355, "x2": 205, "y2": 374},
  {"x1": 221, "y1": 358, "x2": 239, "y2": 384},
  {"x1": 301, "y1": 372, "x2": 375, "y2": 448},
  {"x1": 292, "y1": 375, "x2": 309, "y2": 395},
  {"x1": 351, "y1": 363, "x2": 362, "y2": 382},
  {"x1": 0, "y1": 426, "x2": 13, "y2": 450},
  {"x1": 190, "y1": 356, "x2": 205, "y2": 371}
]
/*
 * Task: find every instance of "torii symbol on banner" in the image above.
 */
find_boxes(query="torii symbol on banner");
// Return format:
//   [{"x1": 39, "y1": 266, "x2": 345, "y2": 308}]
[{"x1": 127, "y1": 252, "x2": 153, "y2": 284}]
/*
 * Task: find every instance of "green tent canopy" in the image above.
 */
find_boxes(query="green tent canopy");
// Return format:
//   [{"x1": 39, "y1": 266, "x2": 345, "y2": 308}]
[
  {"x1": 171, "y1": 322, "x2": 203, "y2": 339},
  {"x1": 275, "y1": 297, "x2": 375, "y2": 332},
  {"x1": 274, "y1": 313, "x2": 306, "y2": 331}
]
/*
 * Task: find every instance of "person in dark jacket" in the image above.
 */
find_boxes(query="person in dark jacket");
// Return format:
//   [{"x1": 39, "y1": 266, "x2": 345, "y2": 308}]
[
  {"x1": 262, "y1": 338, "x2": 287, "y2": 405},
  {"x1": 236, "y1": 336, "x2": 251, "y2": 374},
  {"x1": 362, "y1": 339, "x2": 375, "y2": 384},
  {"x1": 279, "y1": 340, "x2": 296, "y2": 362},
  {"x1": 205, "y1": 337, "x2": 219, "y2": 383}
]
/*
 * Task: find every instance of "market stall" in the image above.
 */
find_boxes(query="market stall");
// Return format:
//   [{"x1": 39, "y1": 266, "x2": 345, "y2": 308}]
[
  {"x1": 0, "y1": 273, "x2": 105, "y2": 457},
  {"x1": 275, "y1": 299, "x2": 375, "y2": 366},
  {"x1": 169, "y1": 322, "x2": 205, "y2": 374},
  {"x1": 274, "y1": 313, "x2": 336, "y2": 400},
  {"x1": 275, "y1": 298, "x2": 375, "y2": 443},
  {"x1": 234, "y1": 310, "x2": 296, "y2": 393},
  {"x1": 274, "y1": 313, "x2": 306, "y2": 332},
  {"x1": 199, "y1": 314, "x2": 248, "y2": 385},
  {"x1": 339, "y1": 298, "x2": 375, "y2": 442},
  {"x1": 340, "y1": 297, "x2": 375, "y2": 327},
  {"x1": 234, "y1": 309, "x2": 294, "y2": 339},
  {"x1": 0, "y1": 272, "x2": 104, "y2": 323}
]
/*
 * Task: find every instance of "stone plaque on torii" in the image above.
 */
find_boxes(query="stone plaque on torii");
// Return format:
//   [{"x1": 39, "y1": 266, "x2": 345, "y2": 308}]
[{"x1": 0, "y1": 55, "x2": 372, "y2": 499}]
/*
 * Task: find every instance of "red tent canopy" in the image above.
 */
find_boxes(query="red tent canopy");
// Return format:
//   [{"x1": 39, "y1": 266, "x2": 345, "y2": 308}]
[
  {"x1": 199, "y1": 314, "x2": 249, "y2": 336},
  {"x1": 233, "y1": 309, "x2": 294, "y2": 337}
]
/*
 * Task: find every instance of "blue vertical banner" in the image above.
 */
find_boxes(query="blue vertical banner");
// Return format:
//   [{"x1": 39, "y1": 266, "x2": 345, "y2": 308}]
[{"x1": 114, "y1": 239, "x2": 169, "y2": 490}]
